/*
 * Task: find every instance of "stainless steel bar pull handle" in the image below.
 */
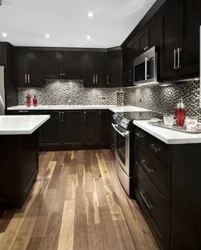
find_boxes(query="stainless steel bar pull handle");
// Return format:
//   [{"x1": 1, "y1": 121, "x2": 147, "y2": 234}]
[
  {"x1": 177, "y1": 48, "x2": 182, "y2": 69},
  {"x1": 96, "y1": 75, "x2": 98, "y2": 84},
  {"x1": 140, "y1": 160, "x2": 155, "y2": 173},
  {"x1": 135, "y1": 133, "x2": 144, "y2": 138},
  {"x1": 111, "y1": 123, "x2": 128, "y2": 138},
  {"x1": 93, "y1": 75, "x2": 95, "y2": 84},
  {"x1": 145, "y1": 57, "x2": 148, "y2": 81},
  {"x1": 150, "y1": 144, "x2": 160, "y2": 152},
  {"x1": 25, "y1": 74, "x2": 27, "y2": 83},
  {"x1": 174, "y1": 49, "x2": 177, "y2": 69},
  {"x1": 84, "y1": 111, "x2": 86, "y2": 122},
  {"x1": 62, "y1": 112, "x2": 64, "y2": 122},
  {"x1": 28, "y1": 74, "x2": 30, "y2": 83},
  {"x1": 139, "y1": 191, "x2": 154, "y2": 209}
]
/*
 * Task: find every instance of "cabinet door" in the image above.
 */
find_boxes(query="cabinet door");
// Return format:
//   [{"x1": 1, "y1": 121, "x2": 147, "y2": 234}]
[
  {"x1": 84, "y1": 111, "x2": 99, "y2": 144},
  {"x1": 40, "y1": 112, "x2": 61, "y2": 147},
  {"x1": 95, "y1": 52, "x2": 108, "y2": 87},
  {"x1": 64, "y1": 52, "x2": 84, "y2": 79},
  {"x1": 43, "y1": 52, "x2": 64, "y2": 79},
  {"x1": 99, "y1": 111, "x2": 109, "y2": 146},
  {"x1": 62, "y1": 111, "x2": 83, "y2": 146},
  {"x1": 28, "y1": 52, "x2": 42, "y2": 85},
  {"x1": 138, "y1": 30, "x2": 149, "y2": 54},
  {"x1": 108, "y1": 50, "x2": 123, "y2": 87},
  {"x1": 84, "y1": 53, "x2": 96, "y2": 87},
  {"x1": 148, "y1": 16, "x2": 160, "y2": 48},
  {"x1": 160, "y1": 1, "x2": 181, "y2": 79},
  {"x1": 132, "y1": 39, "x2": 139, "y2": 60},
  {"x1": 13, "y1": 52, "x2": 28, "y2": 86},
  {"x1": 178, "y1": 0, "x2": 201, "y2": 77}
]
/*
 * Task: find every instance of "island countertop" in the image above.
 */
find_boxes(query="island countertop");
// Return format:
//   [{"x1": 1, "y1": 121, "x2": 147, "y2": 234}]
[
  {"x1": 134, "y1": 120, "x2": 201, "y2": 144},
  {"x1": 0, "y1": 115, "x2": 50, "y2": 135}
]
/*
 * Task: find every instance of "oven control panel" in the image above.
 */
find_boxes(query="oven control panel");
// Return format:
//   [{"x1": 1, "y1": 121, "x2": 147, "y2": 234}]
[{"x1": 113, "y1": 114, "x2": 130, "y2": 129}]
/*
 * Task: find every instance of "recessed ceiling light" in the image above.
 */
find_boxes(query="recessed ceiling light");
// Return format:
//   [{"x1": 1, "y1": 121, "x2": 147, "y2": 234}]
[
  {"x1": 87, "y1": 12, "x2": 94, "y2": 18},
  {"x1": 45, "y1": 34, "x2": 50, "y2": 39},
  {"x1": 86, "y1": 35, "x2": 92, "y2": 40},
  {"x1": 2, "y1": 33, "x2": 8, "y2": 37}
]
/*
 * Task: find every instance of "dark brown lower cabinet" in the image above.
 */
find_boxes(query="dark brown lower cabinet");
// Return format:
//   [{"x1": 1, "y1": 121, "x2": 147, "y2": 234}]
[
  {"x1": 7, "y1": 110, "x2": 109, "y2": 149},
  {"x1": 134, "y1": 126, "x2": 201, "y2": 250},
  {"x1": 0, "y1": 131, "x2": 38, "y2": 208}
]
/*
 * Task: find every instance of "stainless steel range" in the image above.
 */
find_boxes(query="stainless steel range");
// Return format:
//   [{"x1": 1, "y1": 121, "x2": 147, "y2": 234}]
[{"x1": 112, "y1": 111, "x2": 162, "y2": 197}]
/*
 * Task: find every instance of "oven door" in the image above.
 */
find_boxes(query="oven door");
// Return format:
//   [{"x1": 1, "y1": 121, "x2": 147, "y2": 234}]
[{"x1": 112, "y1": 123, "x2": 130, "y2": 176}]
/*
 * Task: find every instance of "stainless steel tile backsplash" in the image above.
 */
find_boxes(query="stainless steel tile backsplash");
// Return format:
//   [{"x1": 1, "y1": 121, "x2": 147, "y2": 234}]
[{"x1": 18, "y1": 79, "x2": 200, "y2": 119}]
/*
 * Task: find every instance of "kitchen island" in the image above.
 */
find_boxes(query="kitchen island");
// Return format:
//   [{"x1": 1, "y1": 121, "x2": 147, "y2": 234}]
[{"x1": 0, "y1": 115, "x2": 50, "y2": 208}]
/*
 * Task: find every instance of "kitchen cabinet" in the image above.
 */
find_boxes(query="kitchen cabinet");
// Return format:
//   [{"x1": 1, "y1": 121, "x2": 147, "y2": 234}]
[
  {"x1": 62, "y1": 111, "x2": 83, "y2": 146},
  {"x1": 7, "y1": 110, "x2": 109, "y2": 149},
  {"x1": 43, "y1": 51, "x2": 84, "y2": 80},
  {"x1": 84, "y1": 111, "x2": 99, "y2": 144},
  {"x1": 13, "y1": 51, "x2": 42, "y2": 86},
  {"x1": 160, "y1": 0, "x2": 201, "y2": 80},
  {"x1": 84, "y1": 52, "x2": 108, "y2": 87},
  {"x1": 122, "y1": 47, "x2": 133, "y2": 86},
  {"x1": 107, "y1": 49, "x2": 123, "y2": 87},
  {"x1": 134, "y1": 125, "x2": 201, "y2": 250},
  {"x1": 40, "y1": 112, "x2": 61, "y2": 147},
  {"x1": 100, "y1": 111, "x2": 109, "y2": 146}
]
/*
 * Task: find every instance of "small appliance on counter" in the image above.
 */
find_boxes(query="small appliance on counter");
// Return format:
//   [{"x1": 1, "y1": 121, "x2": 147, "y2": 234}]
[{"x1": 112, "y1": 111, "x2": 163, "y2": 197}]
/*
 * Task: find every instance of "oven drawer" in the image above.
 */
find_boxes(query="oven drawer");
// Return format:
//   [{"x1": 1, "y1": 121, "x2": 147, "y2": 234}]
[
  {"x1": 135, "y1": 163, "x2": 169, "y2": 239},
  {"x1": 148, "y1": 135, "x2": 170, "y2": 167},
  {"x1": 136, "y1": 149, "x2": 169, "y2": 200},
  {"x1": 135, "y1": 127, "x2": 148, "y2": 152}
]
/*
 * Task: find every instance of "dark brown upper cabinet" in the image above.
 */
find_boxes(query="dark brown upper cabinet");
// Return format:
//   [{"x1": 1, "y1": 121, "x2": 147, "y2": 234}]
[
  {"x1": 43, "y1": 51, "x2": 84, "y2": 80},
  {"x1": 160, "y1": 0, "x2": 201, "y2": 80},
  {"x1": 107, "y1": 49, "x2": 123, "y2": 87},
  {"x1": 84, "y1": 52, "x2": 108, "y2": 87},
  {"x1": 13, "y1": 51, "x2": 42, "y2": 86}
]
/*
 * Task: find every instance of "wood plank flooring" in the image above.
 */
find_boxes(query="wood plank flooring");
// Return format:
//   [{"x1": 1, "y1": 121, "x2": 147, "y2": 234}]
[{"x1": 0, "y1": 150, "x2": 159, "y2": 250}]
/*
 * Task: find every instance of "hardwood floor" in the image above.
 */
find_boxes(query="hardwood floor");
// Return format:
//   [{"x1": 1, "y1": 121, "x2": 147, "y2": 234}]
[{"x1": 0, "y1": 150, "x2": 159, "y2": 250}]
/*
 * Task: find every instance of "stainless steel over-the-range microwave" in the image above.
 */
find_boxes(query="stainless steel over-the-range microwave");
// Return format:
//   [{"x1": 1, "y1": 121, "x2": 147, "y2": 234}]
[{"x1": 133, "y1": 46, "x2": 158, "y2": 85}]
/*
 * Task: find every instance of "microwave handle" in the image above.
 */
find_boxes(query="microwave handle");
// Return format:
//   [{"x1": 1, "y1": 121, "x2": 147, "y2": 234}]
[{"x1": 145, "y1": 57, "x2": 148, "y2": 81}]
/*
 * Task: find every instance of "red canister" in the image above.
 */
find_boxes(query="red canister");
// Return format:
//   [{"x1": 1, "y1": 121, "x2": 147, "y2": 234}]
[
  {"x1": 175, "y1": 98, "x2": 186, "y2": 127},
  {"x1": 26, "y1": 94, "x2": 31, "y2": 107}
]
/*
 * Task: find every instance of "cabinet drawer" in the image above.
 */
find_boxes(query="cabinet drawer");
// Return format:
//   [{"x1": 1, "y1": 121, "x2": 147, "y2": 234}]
[
  {"x1": 148, "y1": 135, "x2": 170, "y2": 166},
  {"x1": 136, "y1": 163, "x2": 169, "y2": 239},
  {"x1": 135, "y1": 127, "x2": 148, "y2": 152},
  {"x1": 136, "y1": 148, "x2": 169, "y2": 200}
]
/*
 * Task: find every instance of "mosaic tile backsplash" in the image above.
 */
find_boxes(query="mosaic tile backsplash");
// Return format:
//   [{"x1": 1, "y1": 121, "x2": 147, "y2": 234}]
[
  {"x1": 18, "y1": 79, "x2": 200, "y2": 119},
  {"x1": 18, "y1": 80, "x2": 122, "y2": 106}
]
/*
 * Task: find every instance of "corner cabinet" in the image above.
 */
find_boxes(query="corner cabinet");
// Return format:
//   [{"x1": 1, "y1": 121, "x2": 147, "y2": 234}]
[{"x1": 13, "y1": 51, "x2": 42, "y2": 86}]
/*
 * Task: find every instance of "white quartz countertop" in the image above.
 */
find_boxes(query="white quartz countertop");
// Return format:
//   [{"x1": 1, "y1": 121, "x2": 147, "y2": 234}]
[
  {"x1": 7, "y1": 105, "x2": 151, "y2": 113},
  {"x1": 134, "y1": 120, "x2": 201, "y2": 145},
  {"x1": 0, "y1": 115, "x2": 50, "y2": 135}
]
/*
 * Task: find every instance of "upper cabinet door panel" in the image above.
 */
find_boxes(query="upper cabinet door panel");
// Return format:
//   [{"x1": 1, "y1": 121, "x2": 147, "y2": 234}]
[
  {"x1": 28, "y1": 52, "x2": 42, "y2": 85},
  {"x1": 160, "y1": 1, "x2": 181, "y2": 79},
  {"x1": 43, "y1": 52, "x2": 64, "y2": 79},
  {"x1": 94, "y1": 52, "x2": 107, "y2": 86},
  {"x1": 178, "y1": 0, "x2": 201, "y2": 76},
  {"x1": 138, "y1": 31, "x2": 149, "y2": 54},
  {"x1": 64, "y1": 52, "x2": 84, "y2": 79},
  {"x1": 148, "y1": 17, "x2": 160, "y2": 48},
  {"x1": 108, "y1": 50, "x2": 123, "y2": 87},
  {"x1": 13, "y1": 52, "x2": 28, "y2": 86},
  {"x1": 84, "y1": 53, "x2": 96, "y2": 87}
]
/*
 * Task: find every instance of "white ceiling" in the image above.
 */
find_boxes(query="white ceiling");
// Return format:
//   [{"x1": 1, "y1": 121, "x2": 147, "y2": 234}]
[{"x1": 0, "y1": 0, "x2": 157, "y2": 48}]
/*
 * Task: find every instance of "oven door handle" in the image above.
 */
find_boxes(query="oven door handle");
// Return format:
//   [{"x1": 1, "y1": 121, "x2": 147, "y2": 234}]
[{"x1": 112, "y1": 123, "x2": 129, "y2": 138}]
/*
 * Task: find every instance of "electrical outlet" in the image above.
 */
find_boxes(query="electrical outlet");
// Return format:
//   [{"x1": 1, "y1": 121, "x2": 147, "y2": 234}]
[{"x1": 100, "y1": 96, "x2": 106, "y2": 101}]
